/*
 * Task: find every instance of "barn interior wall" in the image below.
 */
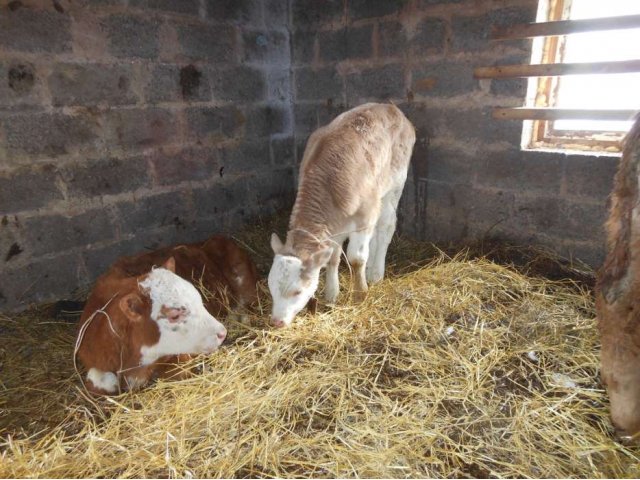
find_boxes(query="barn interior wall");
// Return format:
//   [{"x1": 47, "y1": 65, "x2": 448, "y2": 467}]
[
  {"x1": 0, "y1": 0, "x2": 619, "y2": 311},
  {"x1": 290, "y1": 0, "x2": 618, "y2": 268},
  {"x1": 0, "y1": 0, "x2": 295, "y2": 310}
]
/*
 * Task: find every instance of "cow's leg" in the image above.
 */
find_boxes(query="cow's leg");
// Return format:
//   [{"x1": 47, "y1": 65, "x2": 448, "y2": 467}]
[
  {"x1": 347, "y1": 227, "x2": 374, "y2": 302},
  {"x1": 603, "y1": 346, "x2": 640, "y2": 436},
  {"x1": 86, "y1": 368, "x2": 119, "y2": 394},
  {"x1": 366, "y1": 188, "x2": 402, "y2": 284},
  {"x1": 368, "y1": 227, "x2": 379, "y2": 277},
  {"x1": 325, "y1": 244, "x2": 342, "y2": 304},
  {"x1": 124, "y1": 365, "x2": 155, "y2": 391}
]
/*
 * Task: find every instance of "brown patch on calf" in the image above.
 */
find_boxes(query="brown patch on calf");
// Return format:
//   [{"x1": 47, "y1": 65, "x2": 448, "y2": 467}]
[
  {"x1": 160, "y1": 305, "x2": 186, "y2": 323},
  {"x1": 596, "y1": 116, "x2": 640, "y2": 437},
  {"x1": 200, "y1": 235, "x2": 260, "y2": 312},
  {"x1": 306, "y1": 297, "x2": 317, "y2": 315}
]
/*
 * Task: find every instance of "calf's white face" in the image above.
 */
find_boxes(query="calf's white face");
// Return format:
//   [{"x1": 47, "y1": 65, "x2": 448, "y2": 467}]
[
  {"x1": 268, "y1": 254, "x2": 318, "y2": 327},
  {"x1": 268, "y1": 233, "x2": 331, "y2": 327},
  {"x1": 138, "y1": 263, "x2": 227, "y2": 365}
]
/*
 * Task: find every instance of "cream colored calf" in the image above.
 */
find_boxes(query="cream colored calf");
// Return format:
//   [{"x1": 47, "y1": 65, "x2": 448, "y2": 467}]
[{"x1": 268, "y1": 102, "x2": 416, "y2": 327}]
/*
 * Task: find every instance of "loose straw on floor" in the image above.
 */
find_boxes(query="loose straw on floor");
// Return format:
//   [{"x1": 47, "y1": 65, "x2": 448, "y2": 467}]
[{"x1": 1, "y1": 216, "x2": 638, "y2": 478}]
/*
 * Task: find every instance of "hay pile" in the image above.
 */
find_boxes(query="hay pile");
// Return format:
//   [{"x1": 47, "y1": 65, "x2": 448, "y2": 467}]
[{"x1": 1, "y1": 222, "x2": 639, "y2": 478}]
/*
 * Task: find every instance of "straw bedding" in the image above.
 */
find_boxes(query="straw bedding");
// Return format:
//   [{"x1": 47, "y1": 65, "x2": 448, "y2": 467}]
[{"x1": 1, "y1": 217, "x2": 639, "y2": 478}]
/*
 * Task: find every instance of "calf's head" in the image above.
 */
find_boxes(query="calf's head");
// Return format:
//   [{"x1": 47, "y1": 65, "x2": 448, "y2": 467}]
[
  {"x1": 268, "y1": 233, "x2": 331, "y2": 327},
  {"x1": 135, "y1": 257, "x2": 227, "y2": 364},
  {"x1": 79, "y1": 257, "x2": 227, "y2": 394}
]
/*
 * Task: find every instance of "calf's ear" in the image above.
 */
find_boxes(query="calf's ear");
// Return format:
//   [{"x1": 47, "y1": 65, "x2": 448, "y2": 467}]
[
  {"x1": 270, "y1": 233, "x2": 283, "y2": 254},
  {"x1": 119, "y1": 292, "x2": 146, "y2": 322},
  {"x1": 162, "y1": 256, "x2": 176, "y2": 273}
]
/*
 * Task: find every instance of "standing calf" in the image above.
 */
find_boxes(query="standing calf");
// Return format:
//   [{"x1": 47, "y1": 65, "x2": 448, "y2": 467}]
[
  {"x1": 597, "y1": 116, "x2": 640, "y2": 437},
  {"x1": 268, "y1": 103, "x2": 416, "y2": 327}
]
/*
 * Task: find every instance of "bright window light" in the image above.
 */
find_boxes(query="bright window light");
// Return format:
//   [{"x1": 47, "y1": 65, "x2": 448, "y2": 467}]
[{"x1": 554, "y1": 0, "x2": 640, "y2": 132}]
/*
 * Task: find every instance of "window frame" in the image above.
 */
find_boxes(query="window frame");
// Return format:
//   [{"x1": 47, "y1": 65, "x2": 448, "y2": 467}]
[{"x1": 526, "y1": 0, "x2": 630, "y2": 153}]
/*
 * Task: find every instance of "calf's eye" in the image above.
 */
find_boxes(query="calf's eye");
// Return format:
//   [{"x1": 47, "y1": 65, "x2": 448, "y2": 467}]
[{"x1": 162, "y1": 306, "x2": 187, "y2": 323}]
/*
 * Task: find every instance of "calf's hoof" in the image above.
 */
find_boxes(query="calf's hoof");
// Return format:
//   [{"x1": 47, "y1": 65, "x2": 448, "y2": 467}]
[
  {"x1": 353, "y1": 290, "x2": 368, "y2": 303},
  {"x1": 366, "y1": 266, "x2": 384, "y2": 284}
]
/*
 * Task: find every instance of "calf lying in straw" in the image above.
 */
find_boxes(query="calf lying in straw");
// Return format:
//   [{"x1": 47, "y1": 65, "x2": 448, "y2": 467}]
[
  {"x1": 268, "y1": 102, "x2": 416, "y2": 327},
  {"x1": 76, "y1": 235, "x2": 258, "y2": 395},
  {"x1": 597, "y1": 116, "x2": 640, "y2": 439}
]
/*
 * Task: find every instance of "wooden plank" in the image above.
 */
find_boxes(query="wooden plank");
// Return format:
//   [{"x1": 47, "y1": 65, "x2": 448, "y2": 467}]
[
  {"x1": 493, "y1": 107, "x2": 639, "y2": 121},
  {"x1": 492, "y1": 14, "x2": 640, "y2": 40},
  {"x1": 474, "y1": 59, "x2": 640, "y2": 79}
]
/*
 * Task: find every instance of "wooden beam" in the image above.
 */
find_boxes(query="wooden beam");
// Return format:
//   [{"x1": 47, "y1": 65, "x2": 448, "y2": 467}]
[
  {"x1": 491, "y1": 14, "x2": 640, "y2": 40},
  {"x1": 492, "y1": 108, "x2": 639, "y2": 121},
  {"x1": 474, "y1": 59, "x2": 640, "y2": 79}
]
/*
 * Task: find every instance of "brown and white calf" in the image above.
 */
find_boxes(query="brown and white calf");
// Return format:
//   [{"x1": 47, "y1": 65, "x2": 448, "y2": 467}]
[
  {"x1": 268, "y1": 103, "x2": 416, "y2": 327},
  {"x1": 597, "y1": 116, "x2": 640, "y2": 438},
  {"x1": 76, "y1": 236, "x2": 259, "y2": 395}
]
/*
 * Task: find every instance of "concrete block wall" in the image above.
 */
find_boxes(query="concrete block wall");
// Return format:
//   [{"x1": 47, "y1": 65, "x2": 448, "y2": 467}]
[
  {"x1": 0, "y1": 0, "x2": 619, "y2": 311},
  {"x1": 0, "y1": 0, "x2": 294, "y2": 310},
  {"x1": 290, "y1": 0, "x2": 618, "y2": 267}
]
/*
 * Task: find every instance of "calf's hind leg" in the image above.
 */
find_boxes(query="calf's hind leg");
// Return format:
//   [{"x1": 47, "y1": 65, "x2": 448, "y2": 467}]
[{"x1": 366, "y1": 188, "x2": 402, "y2": 284}]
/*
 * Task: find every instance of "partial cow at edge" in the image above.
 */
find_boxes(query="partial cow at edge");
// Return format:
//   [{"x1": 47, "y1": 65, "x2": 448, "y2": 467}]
[
  {"x1": 76, "y1": 235, "x2": 259, "y2": 395},
  {"x1": 597, "y1": 115, "x2": 640, "y2": 438},
  {"x1": 268, "y1": 102, "x2": 416, "y2": 327}
]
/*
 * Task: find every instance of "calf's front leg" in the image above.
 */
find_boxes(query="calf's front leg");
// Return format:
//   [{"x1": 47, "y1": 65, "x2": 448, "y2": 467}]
[
  {"x1": 325, "y1": 245, "x2": 342, "y2": 304},
  {"x1": 347, "y1": 229, "x2": 373, "y2": 302}
]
